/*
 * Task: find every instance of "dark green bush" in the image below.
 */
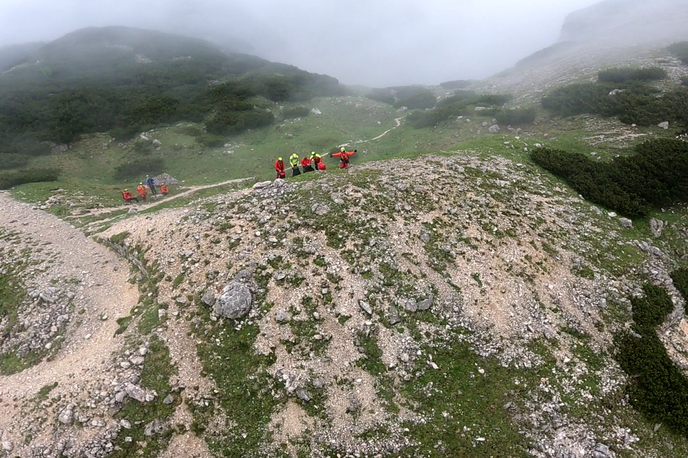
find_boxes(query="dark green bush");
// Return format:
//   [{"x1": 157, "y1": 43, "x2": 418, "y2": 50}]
[
  {"x1": 542, "y1": 79, "x2": 688, "y2": 128},
  {"x1": 177, "y1": 126, "x2": 203, "y2": 137},
  {"x1": 631, "y1": 283, "x2": 675, "y2": 328},
  {"x1": 113, "y1": 157, "x2": 165, "y2": 181},
  {"x1": 394, "y1": 92, "x2": 437, "y2": 110},
  {"x1": 366, "y1": 88, "x2": 395, "y2": 105},
  {"x1": 0, "y1": 154, "x2": 30, "y2": 170},
  {"x1": 476, "y1": 94, "x2": 513, "y2": 106},
  {"x1": 530, "y1": 147, "x2": 650, "y2": 217},
  {"x1": 206, "y1": 109, "x2": 274, "y2": 136},
  {"x1": 619, "y1": 138, "x2": 688, "y2": 205},
  {"x1": 195, "y1": 135, "x2": 225, "y2": 147},
  {"x1": 132, "y1": 139, "x2": 153, "y2": 155},
  {"x1": 282, "y1": 106, "x2": 310, "y2": 119},
  {"x1": 532, "y1": 138, "x2": 688, "y2": 216},
  {"x1": 681, "y1": 76, "x2": 688, "y2": 86},
  {"x1": 495, "y1": 108, "x2": 536, "y2": 126},
  {"x1": 436, "y1": 91, "x2": 479, "y2": 108},
  {"x1": 598, "y1": 67, "x2": 667, "y2": 83},
  {"x1": 667, "y1": 42, "x2": 688, "y2": 66},
  {"x1": 541, "y1": 83, "x2": 611, "y2": 117},
  {"x1": 614, "y1": 283, "x2": 688, "y2": 437},
  {"x1": 0, "y1": 168, "x2": 60, "y2": 189},
  {"x1": 670, "y1": 269, "x2": 688, "y2": 302},
  {"x1": 407, "y1": 101, "x2": 468, "y2": 129}
]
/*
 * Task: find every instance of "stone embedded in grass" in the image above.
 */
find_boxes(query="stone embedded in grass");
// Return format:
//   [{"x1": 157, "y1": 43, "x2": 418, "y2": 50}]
[
  {"x1": 215, "y1": 281, "x2": 253, "y2": 320},
  {"x1": 201, "y1": 289, "x2": 216, "y2": 306},
  {"x1": 417, "y1": 297, "x2": 433, "y2": 311}
]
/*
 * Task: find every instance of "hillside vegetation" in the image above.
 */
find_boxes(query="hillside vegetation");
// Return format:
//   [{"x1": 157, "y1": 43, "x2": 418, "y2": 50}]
[{"x1": 0, "y1": 26, "x2": 346, "y2": 172}]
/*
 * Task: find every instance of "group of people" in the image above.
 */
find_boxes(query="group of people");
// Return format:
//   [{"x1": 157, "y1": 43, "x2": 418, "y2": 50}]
[
  {"x1": 122, "y1": 175, "x2": 169, "y2": 203},
  {"x1": 274, "y1": 148, "x2": 357, "y2": 179}
]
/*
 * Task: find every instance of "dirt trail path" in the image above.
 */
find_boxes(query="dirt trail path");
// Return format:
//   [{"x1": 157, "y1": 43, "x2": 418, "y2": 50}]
[
  {"x1": 68, "y1": 177, "x2": 255, "y2": 221},
  {"x1": 0, "y1": 192, "x2": 138, "y2": 444},
  {"x1": 338, "y1": 117, "x2": 403, "y2": 148}
]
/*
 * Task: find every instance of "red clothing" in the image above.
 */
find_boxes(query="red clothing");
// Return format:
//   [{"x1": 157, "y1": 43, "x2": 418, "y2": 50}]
[
  {"x1": 318, "y1": 162, "x2": 327, "y2": 171},
  {"x1": 332, "y1": 150, "x2": 356, "y2": 169},
  {"x1": 122, "y1": 191, "x2": 135, "y2": 201},
  {"x1": 275, "y1": 159, "x2": 286, "y2": 179},
  {"x1": 137, "y1": 185, "x2": 147, "y2": 202},
  {"x1": 301, "y1": 157, "x2": 311, "y2": 167},
  {"x1": 160, "y1": 184, "x2": 169, "y2": 195}
]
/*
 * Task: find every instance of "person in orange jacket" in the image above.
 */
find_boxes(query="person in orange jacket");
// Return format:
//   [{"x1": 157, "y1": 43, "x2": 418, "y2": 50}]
[
  {"x1": 122, "y1": 189, "x2": 139, "y2": 203},
  {"x1": 332, "y1": 147, "x2": 357, "y2": 169},
  {"x1": 275, "y1": 157, "x2": 286, "y2": 179},
  {"x1": 137, "y1": 182, "x2": 148, "y2": 202}
]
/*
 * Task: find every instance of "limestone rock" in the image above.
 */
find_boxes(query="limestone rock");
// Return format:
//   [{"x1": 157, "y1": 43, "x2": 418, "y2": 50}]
[{"x1": 214, "y1": 282, "x2": 253, "y2": 319}]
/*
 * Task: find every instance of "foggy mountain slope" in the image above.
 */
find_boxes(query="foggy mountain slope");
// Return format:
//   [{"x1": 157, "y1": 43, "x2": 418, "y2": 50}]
[
  {"x1": 473, "y1": 0, "x2": 688, "y2": 102},
  {"x1": 559, "y1": 0, "x2": 688, "y2": 45},
  {"x1": 0, "y1": 42, "x2": 43, "y2": 73}
]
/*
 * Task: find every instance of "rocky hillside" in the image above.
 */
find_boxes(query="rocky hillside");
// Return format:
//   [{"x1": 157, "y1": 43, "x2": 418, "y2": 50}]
[{"x1": 2, "y1": 146, "x2": 687, "y2": 457}]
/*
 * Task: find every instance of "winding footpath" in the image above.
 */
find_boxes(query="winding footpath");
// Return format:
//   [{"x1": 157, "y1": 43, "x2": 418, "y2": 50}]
[{"x1": 0, "y1": 192, "x2": 138, "y2": 452}]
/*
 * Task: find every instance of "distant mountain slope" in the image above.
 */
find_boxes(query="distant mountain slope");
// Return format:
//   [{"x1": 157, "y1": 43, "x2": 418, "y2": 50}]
[
  {"x1": 559, "y1": 0, "x2": 688, "y2": 45},
  {"x1": 0, "y1": 42, "x2": 43, "y2": 72},
  {"x1": 0, "y1": 26, "x2": 346, "y2": 164}
]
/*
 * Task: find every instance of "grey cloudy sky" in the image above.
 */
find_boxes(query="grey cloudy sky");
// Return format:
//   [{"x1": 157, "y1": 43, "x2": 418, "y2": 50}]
[{"x1": 0, "y1": 0, "x2": 602, "y2": 86}]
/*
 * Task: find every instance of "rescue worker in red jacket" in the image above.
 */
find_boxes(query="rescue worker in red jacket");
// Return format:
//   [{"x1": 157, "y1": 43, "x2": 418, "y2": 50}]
[
  {"x1": 122, "y1": 189, "x2": 139, "y2": 203},
  {"x1": 302, "y1": 155, "x2": 315, "y2": 173},
  {"x1": 310, "y1": 151, "x2": 323, "y2": 171},
  {"x1": 137, "y1": 183, "x2": 148, "y2": 203},
  {"x1": 332, "y1": 147, "x2": 357, "y2": 169},
  {"x1": 275, "y1": 157, "x2": 286, "y2": 179}
]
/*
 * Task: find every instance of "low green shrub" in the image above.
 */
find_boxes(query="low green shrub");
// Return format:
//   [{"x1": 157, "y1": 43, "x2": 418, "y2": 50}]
[
  {"x1": 598, "y1": 67, "x2": 667, "y2": 83},
  {"x1": 541, "y1": 83, "x2": 611, "y2": 117},
  {"x1": 366, "y1": 88, "x2": 395, "y2": 105},
  {"x1": 543, "y1": 80, "x2": 688, "y2": 128},
  {"x1": 206, "y1": 109, "x2": 274, "y2": 136},
  {"x1": 282, "y1": 106, "x2": 310, "y2": 119},
  {"x1": 407, "y1": 101, "x2": 468, "y2": 128},
  {"x1": 113, "y1": 157, "x2": 165, "y2": 181},
  {"x1": 195, "y1": 135, "x2": 225, "y2": 147},
  {"x1": 668, "y1": 42, "x2": 688, "y2": 66},
  {"x1": 614, "y1": 283, "x2": 688, "y2": 437},
  {"x1": 532, "y1": 138, "x2": 688, "y2": 216},
  {"x1": 530, "y1": 147, "x2": 650, "y2": 217},
  {"x1": 0, "y1": 168, "x2": 59, "y2": 189},
  {"x1": 631, "y1": 283, "x2": 675, "y2": 328},
  {"x1": 476, "y1": 93, "x2": 513, "y2": 106},
  {"x1": 495, "y1": 108, "x2": 536, "y2": 126},
  {"x1": 177, "y1": 126, "x2": 203, "y2": 136},
  {"x1": 394, "y1": 92, "x2": 437, "y2": 110},
  {"x1": 0, "y1": 153, "x2": 30, "y2": 170},
  {"x1": 670, "y1": 269, "x2": 688, "y2": 302},
  {"x1": 436, "y1": 90, "x2": 479, "y2": 108}
]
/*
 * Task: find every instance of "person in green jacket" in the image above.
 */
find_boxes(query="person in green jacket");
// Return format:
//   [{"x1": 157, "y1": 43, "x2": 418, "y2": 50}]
[{"x1": 289, "y1": 153, "x2": 301, "y2": 177}]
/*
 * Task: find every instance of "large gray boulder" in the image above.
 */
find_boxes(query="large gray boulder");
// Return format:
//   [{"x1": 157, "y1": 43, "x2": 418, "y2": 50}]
[{"x1": 214, "y1": 282, "x2": 253, "y2": 319}]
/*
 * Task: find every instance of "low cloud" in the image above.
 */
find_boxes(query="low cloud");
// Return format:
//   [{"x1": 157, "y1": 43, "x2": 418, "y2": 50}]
[{"x1": 0, "y1": 0, "x2": 603, "y2": 86}]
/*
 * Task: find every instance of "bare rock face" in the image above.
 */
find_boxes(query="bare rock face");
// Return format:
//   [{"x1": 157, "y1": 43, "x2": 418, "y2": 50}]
[{"x1": 214, "y1": 281, "x2": 253, "y2": 319}]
